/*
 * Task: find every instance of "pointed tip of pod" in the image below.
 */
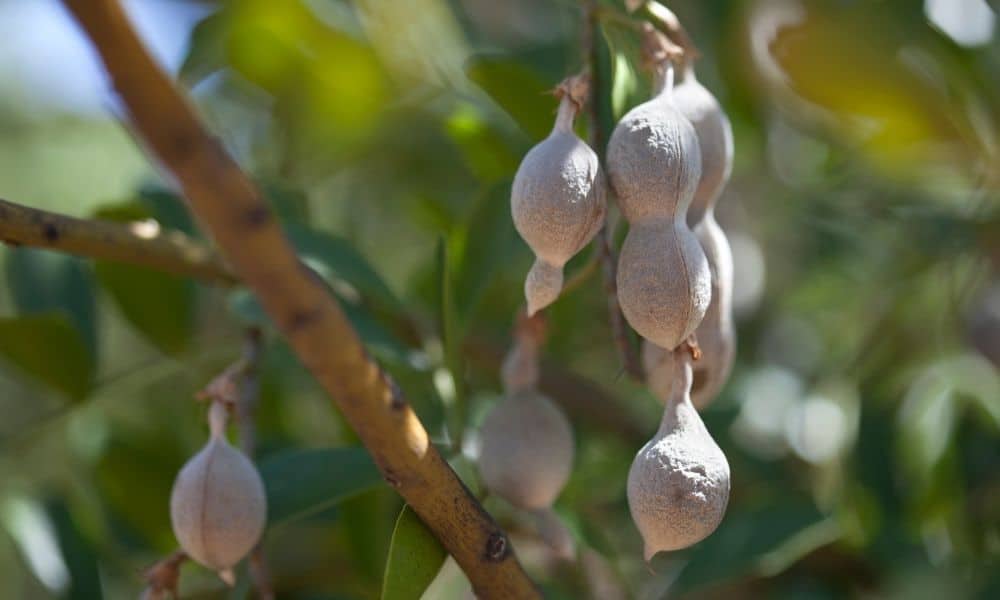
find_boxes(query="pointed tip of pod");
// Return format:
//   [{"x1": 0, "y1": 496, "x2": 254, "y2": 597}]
[
  {"x1": 217, "y1": 568, "x2": 236, "y2": 587},
  {"x1": 643, "y1": 541, "x2": 658, "y2": 563},
  {"x1": 525, "y1": 259, "x2": 564, "y2": 315}
]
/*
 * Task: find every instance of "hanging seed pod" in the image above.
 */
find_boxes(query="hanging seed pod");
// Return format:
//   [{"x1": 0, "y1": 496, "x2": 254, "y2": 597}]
[
  {"x1": 478, "y1": 390, "x2": 574, "y2": 512},
  {"x1": 674, "y1": 64, "x2": 737, "y2": 407},
  {"x1": 170, "y1": 402, "x2": 267, "y2": 584},
  {"x1": 511, "y1": 74, "x2": 607, "y2": 316},
  {"x1": 607, "y1": 63, "x2": 710, "y2": 350},
  {"x1": 628, "y1": 348, "x2": 729, "y2": 559}
]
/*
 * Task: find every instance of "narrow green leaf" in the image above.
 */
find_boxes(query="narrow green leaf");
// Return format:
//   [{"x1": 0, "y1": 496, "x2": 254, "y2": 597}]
[
  {"x1": 381, "y1": 505, "x2": 447, "y2": 600},
  {"x1": 466, "y1": 55, "x2": 553, "y2": 140},
  {"x1": 286, "y1": 223, "x2": 403, "y2": 312},
  {"x1": 5, "y1": 248, "x2": 98, "y2": 355},
  {"x1": 45, "y1": 499, "x2": 104, "y2": 600},
  {"x1": 180, "y1": 11, "x2": 227, "y2": 86},
  {"x1": 259, "y1": 447, "x2": 383, "y2": 526},
  {"x1": 0, "y1": 314, "x2": 95, "y2": 401},
  {"x1": 94, "y1": 262, "x2": 196, "y2": 356}
]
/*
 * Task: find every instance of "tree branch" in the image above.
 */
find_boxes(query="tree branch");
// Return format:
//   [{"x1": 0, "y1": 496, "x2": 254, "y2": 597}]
[
  {"x1": 61, "y1": 1, "x2": 538, "y2": 597},
  {"x1": 0, "y1": 197, "x2": 235, "y2": 284}
]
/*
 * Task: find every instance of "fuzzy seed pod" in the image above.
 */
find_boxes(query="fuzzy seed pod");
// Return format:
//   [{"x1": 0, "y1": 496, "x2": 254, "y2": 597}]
[
  {"x1": 511, "y1": 76, "x2": 606, "y2": 316},
  {"x1": 675, "y1": 65, "x2": 737, "y2": 407},
  {"x1": 478, "y1": 391, "x2": 574, "y2": 511},
  {"x1": 628, "y1": 350, "x2": 729, "y2": 559},
  {"x1": 170, "y1": 403, "x2": 267, "y2": 582},
  {"x1": 607, "y1": 65, "x2": 710, "y2": 350}
]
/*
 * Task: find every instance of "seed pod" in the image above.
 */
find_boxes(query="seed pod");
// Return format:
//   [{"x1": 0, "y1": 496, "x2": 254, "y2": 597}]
[
  {"x1": 478, "y1": 390, "x2": 574, "y2": 511},
  {"x1": 628, "y1": 349, "x2": 729, "y2": 559},
  {"x1": 511, "y1": 75, "x2": 607, "y2": 316},
  {"x1": 170, "y1": 403, "x2": 267, "y2": 582},
  {"x1": 675, "y1": 65, "x2": 737, "y2": 407},
  {"x1": 607, "y1": 65, "x2": 710, "y2": 350}
]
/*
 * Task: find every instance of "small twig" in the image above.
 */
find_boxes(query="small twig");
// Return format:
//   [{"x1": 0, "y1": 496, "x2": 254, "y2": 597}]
[
  {"x1": 633, "y1": 2, "x2": 701, "y2": 67},
  {"x1": 140, "y1": 550, "x2": 187, "y2": 599},
  {"x1": 0, "y1": 197, "x2": 236, "y2": 284},
  {"x1": 581, "y1": 1, "x2": 644, "y2": 383}
]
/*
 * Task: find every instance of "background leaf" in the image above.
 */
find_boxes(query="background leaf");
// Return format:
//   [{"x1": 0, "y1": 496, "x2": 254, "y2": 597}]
[
  {"x1": 0, "y1": 314, "x2": 95, "y2": 401},
  {"x1": 260, "y1": 447, "x2": 384, "y2": 526},
  {"x1": 381, "y1": 505, "x2": 447, "y2": 600}
]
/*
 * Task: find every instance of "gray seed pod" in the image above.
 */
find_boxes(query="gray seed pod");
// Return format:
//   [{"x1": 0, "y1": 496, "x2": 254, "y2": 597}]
[
  {"x1": 478, "y1": 390, "x2": 574, "y2": 511},
  {"x1": 170, "y1": 403, "x2": 267, "y2": 582},
  {"x1": 674, "y1": 66, "x2": 734, "y2": 226},
  {"x1": 628, "y1": 351, "x2": 730, "y2": 559},
  {"x1": 512, "y1": 83, "x2": 606, "y2": 316},
  {"x1": 607, "y1": 66, "x2": 710, "y2": 349}
]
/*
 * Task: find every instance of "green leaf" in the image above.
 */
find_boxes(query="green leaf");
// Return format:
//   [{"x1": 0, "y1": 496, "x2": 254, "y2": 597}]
[
  {"x1": 5, "y1": 248, "x2": 98, "y2": 355},
  {"x1": 45, "y1": 499, "x2": 104, "y2": 600},
  {"x1": 180, "y1": 11, "x2": 228, "y2": 86},
  {"x1": 0, "y1": 314, "x2": 95, "y2": 401},
  {"x1": 286, "y1": 223, "x2": 403, "y2": 312},
  {"x1": 260, "y1": 447, "x2": 384, "y2": 526},
  {"x1": 94, "y1": 262, "x2": 196, "y2": 356},
  {"x1": 436, "y1": 238, "x2": 466, "y2": 444},
  {"x1": 381, "y1": 505, "x2": 447, "y2": 600},
  {"x1": 466, "y1": 55, "x2": 553, "y2": 140}
]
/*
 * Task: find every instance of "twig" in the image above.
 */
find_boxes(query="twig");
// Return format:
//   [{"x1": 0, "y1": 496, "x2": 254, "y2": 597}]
[
  {"x1": 140, "y1": 550, "x2": 187, "y2": 600},
  {"x1": 633, "y1": 1, "x2": 701, "y2": 67},
  {"x1": 581, "y1": 1, "x2": 644, "y2": 383},
  {"x1": 61, "y1": 2, "x2": 537, "y2": 597},
  {"x1": 231, "y1": 329, "x2": 274, "y2": 600},
  {"x1": 0, "y1": 197, "x2": 235, "y2": 284}
]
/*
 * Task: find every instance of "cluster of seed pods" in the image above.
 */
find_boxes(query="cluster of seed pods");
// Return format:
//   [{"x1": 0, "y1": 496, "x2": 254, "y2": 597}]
[
  {"x1": 606, "y1": 29, "x2": 737, "y2": 558},
  {"x1": 501, "y1": 21, "x2": 737, "y2": 563},
  {"x1": 170, "y1": 400, "x2": 267, "y2": 585}
]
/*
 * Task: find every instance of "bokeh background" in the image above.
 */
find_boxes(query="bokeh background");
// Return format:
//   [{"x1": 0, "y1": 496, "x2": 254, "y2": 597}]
[{"x1": 0, "y1": 0, "x2": 998, "y2": 598}]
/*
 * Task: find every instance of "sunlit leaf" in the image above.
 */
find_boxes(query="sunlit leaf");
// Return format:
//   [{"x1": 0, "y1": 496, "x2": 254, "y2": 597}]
[
  {"x1": 466, "y1": 55, "x2": 554, "y2": 140},
  {"x1": 381, "y1": 505, "x2": 447, "y2": 600}
]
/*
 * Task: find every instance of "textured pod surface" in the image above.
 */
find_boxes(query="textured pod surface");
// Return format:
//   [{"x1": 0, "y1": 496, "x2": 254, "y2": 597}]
[
  {"x1": 478, "y1": 391, "x2": 574, "y2": 511},
  {"x1": 512, "y1": 97, "x2": 606, "y2": 315},
  {"x1": 628, "y1": 355, "x2": 729, "y2": 559},
  {"x1": 170, "y1": 435, "x2": 267, "y2": 572},
  {"x1": 608, "y1": 70, "x2": 711, "y2": 349},
  {"x1": 674, "y1": 68, "x2": 734, "y2": 226},
  {"x1": 617, "y1": 222, "x2": 710, "y2": 350},
  {"x1": 606, "y1": 86, "x2": 701, "y2": 224},
  {"x1": 690, "y1": 216, "x2": 736, "y2": 407}
]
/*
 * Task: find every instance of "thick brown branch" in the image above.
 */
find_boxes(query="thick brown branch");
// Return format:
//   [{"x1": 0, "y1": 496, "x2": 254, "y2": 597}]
[
  {"x1": 0, "y1": 197, "x2": 235, "y2": 284},
  {"x1": 61, "y1": 1, "x2": 538, "y2": 597}
]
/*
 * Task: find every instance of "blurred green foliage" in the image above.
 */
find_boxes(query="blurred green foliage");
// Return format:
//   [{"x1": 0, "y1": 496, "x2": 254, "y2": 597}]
[{"x1": 0, "y1": 0, "x2": 998, "y2": 598}]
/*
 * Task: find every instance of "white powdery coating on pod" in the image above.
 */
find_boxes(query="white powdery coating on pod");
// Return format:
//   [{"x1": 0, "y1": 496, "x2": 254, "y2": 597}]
[
  {"x1": 607, "y1": 67, "x2": 710, "y2": 349},
  {"x1": 170, "y1": 424, "x2": 267, "y2": 575},
  {"x1": 477, "y1": 391, "x2": 574, "y2": 511},
  {"x1": 628, "y1": 354, "x2": 729, "y2": 559},
  {"x1": 512, "y1": 95, "x2": 607, "y2": 315}
]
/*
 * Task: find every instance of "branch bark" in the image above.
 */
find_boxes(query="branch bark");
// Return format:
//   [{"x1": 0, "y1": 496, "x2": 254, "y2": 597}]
[
  {"x1": 61, "y1": 1, "x2": 538, "y2": 597},
  {"x1": 0, "y1": 197, "x2": 235, "y2": 284}
]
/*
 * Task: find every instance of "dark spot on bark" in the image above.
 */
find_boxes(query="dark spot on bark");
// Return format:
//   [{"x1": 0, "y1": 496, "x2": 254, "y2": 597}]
[
  {"x1": 484, "y1": 532, "x2": 508, "y2": 562},
  {"x1": 385, "y1": 376, "x2": 407, "y2": 411},
  {"x1": 286, "y1": 307, "x2": 322, "y2": 332},
  {"x1": 42, "y1": 223, "x2": 59, "y2": 242},
  {"x1": 382, "y1": 468, "x2": 400, "y2": 488},
  {"x1": 242, "y1": 205, "x2": 272, "y2": 229}
]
